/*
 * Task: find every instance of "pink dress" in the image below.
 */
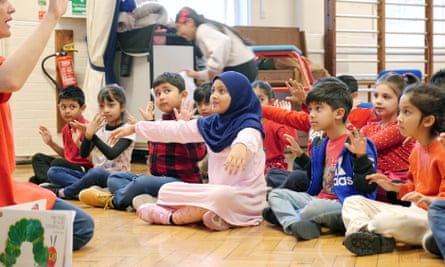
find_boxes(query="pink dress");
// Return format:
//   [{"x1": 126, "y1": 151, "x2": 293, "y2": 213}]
[{"x1": 135, "y1": 119, "x2": 267, "y2": 226}]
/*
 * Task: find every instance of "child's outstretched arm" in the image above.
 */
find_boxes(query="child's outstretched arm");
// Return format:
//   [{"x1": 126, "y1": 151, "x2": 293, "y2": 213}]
[
  {"x1": 224, "y1": 143, "x2": 247, "y2": 175},
  {"x1": 88, "y1": 136, "x2": 132, "y2": 160},
  {"x1": 109, "y1": 125, "x2": 136, "y2": 144},
  {"x1": 366, "y1": 173, "x2": 400, "y2": 192}
]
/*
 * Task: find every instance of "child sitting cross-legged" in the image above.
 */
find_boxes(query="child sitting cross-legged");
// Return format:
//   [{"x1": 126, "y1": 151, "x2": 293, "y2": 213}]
[
  {"x1": 32, "y1": 86, "x2": 93, "y2": 185},
  {"x1": 79, "y1": 72, "x2": 207, "y2": 210},
  {"x1": 109, "y1": 71, "x2": 267, "y2": 230},
  {"x1": 43, "y1": 84, "x2": 136, "y2": 202},
  {"x1": 342, "y1": 83, "x2": 445, "y2": 256},
  {"x1": 263, "y1": 77, "x2": 378, "y2": 241}
]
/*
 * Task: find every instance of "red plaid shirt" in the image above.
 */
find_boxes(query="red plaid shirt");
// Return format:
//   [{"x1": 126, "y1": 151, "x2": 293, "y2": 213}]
[{"x1": 148, "y1": 113, "x2": 207, "y2": 183}]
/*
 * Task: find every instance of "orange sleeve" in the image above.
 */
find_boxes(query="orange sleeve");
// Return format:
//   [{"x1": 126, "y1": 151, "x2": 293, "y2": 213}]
[
  {"x1": 13, "y1": 181, "x2": 57, "y2": 210},
  {"x1": 262, "y1": 105, "x2": 311, "y2": 132}
]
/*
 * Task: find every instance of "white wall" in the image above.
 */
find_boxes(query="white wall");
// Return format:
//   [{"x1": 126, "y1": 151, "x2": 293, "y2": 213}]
[
  {"x1": 5, "y1": 0, "x2": 88, "y2": 159},
  {"x1": 4, "y1": 0, "x2": 324, "y2": 158}
]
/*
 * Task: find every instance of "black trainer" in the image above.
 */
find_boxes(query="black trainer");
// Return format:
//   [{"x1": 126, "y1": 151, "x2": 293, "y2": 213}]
[
  {"x1": 423, "y1": 233, "x2": 443, "y2": 258},
  {"x1": 262, "y1": 207, "x2": 281, "y2": 226},
  {"x1": 290, "y1": 220, "x2": 321, "y2": 240},
  {"x1": 39, "y1": 182, "x2": 61, "y2": 196},
  {"x1": 343, "y1": 230, "x2": 395, "y2": 256}
]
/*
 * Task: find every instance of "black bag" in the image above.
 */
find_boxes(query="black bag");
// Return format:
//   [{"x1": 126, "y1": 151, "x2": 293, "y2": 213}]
[
  {"x1": 117, "y1": 24, "x2": 191, "y2": 54},
  {"x1": 116, "y1": 24, "x2": 194, "y2": 77}
]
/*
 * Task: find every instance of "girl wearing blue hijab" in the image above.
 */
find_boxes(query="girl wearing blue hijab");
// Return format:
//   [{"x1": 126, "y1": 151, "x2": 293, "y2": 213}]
[
  {"x1": 110, "y1": 71, "x2": 268, "y2": 231},
  {"x1": 197, "y1": 71, "x2": 264, "y2": 153}
]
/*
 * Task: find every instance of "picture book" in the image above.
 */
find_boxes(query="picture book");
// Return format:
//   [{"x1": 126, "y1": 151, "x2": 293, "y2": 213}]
[{"x1": 0, "y1": 199, "x2": 74, "y2": 267}]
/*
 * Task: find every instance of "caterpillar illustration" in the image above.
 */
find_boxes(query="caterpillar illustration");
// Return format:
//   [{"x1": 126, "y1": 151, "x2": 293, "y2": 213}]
[{"x1": 0, "y1": 218, "x2": 56, "y2": 267}]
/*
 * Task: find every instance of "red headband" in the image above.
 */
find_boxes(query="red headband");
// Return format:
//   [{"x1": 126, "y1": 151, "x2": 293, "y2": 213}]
[{"x1": 177, "y1": 9, "x2": 190, "y2": 23}]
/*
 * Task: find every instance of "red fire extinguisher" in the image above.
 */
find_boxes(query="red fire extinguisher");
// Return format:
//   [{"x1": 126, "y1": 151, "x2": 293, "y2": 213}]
[{"x1": 41, "y1": 44, "x2": 78, "y2": 90}]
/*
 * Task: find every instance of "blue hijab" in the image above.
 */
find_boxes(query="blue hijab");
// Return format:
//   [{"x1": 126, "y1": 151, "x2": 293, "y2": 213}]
[{"x1": 197, "y1": 71, "x2": 264, "y2": 152}]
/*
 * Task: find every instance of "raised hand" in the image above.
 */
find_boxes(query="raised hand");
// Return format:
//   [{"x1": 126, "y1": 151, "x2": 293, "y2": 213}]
[
  {"x1": 284, "y1": 133, "x2": 304, "y2": 158},
  {"x1": 138, "y1": 101, "x2": 155, "y2": 121},
  {"x1": 344, "y1": 127, "x2": 367, "y2": 158},
  {"x1": 126, "y1": 110, "x2": 138, "y2": 125},
  {"x1": 46, "y1": 0, "x2": 68, "y2": 19},
  {"x1": 174, "y1": 100, "x2": 196, "y2": 121},
  {"x1": 285, "y1": 79, "x2": 307, "y2": 105},
  {"x1": 69, "y1": 120, "x2": 86, "y2": 134},
  {"x1": 273, "y1": 99, "x2": 292, "y2": 111},
  {"x1": 84, "y1": 113, "x2": 107, "y2": 140},
  {"x1": 71, "y1": 127, "x2": 82, "y2": 147},
  {"x1": 38, "y1": 125, "x2": 53, "y2": 145}
]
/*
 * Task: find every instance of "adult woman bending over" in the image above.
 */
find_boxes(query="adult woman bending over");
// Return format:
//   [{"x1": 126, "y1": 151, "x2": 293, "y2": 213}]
[{"x1": 175, "y1": 6, "x2": 257, "y2": 83}]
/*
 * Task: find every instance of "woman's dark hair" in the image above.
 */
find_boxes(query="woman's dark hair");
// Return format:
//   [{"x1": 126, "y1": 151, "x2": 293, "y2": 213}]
[
  {"x1": 403, "y1": 83, "x2": 445, "y2": 136},
  {"x1": 175, "y1": 7, "x2": 251, "y2": 46}
]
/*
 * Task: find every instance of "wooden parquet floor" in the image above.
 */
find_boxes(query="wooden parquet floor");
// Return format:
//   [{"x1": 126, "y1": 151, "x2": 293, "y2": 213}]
[{"x1": 11, "y1": 163, "x2": 445, "y2": 267}]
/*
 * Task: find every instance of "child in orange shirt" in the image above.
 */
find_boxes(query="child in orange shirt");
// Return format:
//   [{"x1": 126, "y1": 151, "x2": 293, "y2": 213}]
[{"x1": 342, "y1": 83, "x2": 445, "y2": 256}]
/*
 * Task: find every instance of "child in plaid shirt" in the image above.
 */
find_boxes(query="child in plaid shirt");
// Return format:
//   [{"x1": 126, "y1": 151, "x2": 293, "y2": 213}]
[{"x1": 80, "y1": 72, "x2": 206, "y2": 210}]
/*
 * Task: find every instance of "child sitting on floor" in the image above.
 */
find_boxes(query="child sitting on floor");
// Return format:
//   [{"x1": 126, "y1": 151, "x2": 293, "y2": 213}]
[
  {"x1": 42, "y1": 84, "x2": 135, "y2": 203},
  {"x1": 31, "y1": 86, "x2": 93, "y2": 185},
  {"x1": 110, "y1": 71, "x2": 267, "y2": 231},
  {"x1": 342, "y1": 83, "x2": 445, "y2": 256},
  {"x1": 263, "y1": 77, "x2": 378, "y2": 241}
]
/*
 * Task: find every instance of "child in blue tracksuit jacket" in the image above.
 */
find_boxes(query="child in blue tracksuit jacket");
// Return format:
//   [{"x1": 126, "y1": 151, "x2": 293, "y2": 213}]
[
  {"x1": 263, "y1": 77, "x2": 378, "y2": 241},
  {"x1": 307, "y1": 136, "x2": 377, "y2": 204}
]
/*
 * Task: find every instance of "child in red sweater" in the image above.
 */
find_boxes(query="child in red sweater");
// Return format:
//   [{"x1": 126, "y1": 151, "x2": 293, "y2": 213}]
[
  {"x1": 253, "y1": 80, "x2": 297, "y2": 174},
  {"x1": 360, "y1": 73, "x2": 415, "y2": 203}
]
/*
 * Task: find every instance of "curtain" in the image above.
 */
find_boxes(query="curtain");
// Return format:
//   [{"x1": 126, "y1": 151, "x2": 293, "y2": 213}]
[{"x1": 83, "y1": 0, "x2": 120, "y2": 117}]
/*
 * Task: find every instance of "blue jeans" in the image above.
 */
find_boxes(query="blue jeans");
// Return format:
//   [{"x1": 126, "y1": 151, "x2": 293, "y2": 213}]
[
  {"x1": 107, "y1": 172, "x2": 181, "y2": 210},
  {"x1": 268, "y1": 188, "x2": 342, "y2": 234},
  {"x1": 428, "y1": 199, "x2": 445, "y2": 259},
  {"x1": 52, "y1": 198, "x2": 94, "y2": 250},
  {"x1": 47, "y1": 166, "x2": 84, "y2": 187},
  {"x1": 52, "y1": 167, "x2": 110, "y2": 199}
]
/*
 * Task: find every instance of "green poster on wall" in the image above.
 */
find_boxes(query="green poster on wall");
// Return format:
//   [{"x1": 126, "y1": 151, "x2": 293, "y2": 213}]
[{"x1": 71, "y1": 0, "x2": 86, "y2": 16}]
